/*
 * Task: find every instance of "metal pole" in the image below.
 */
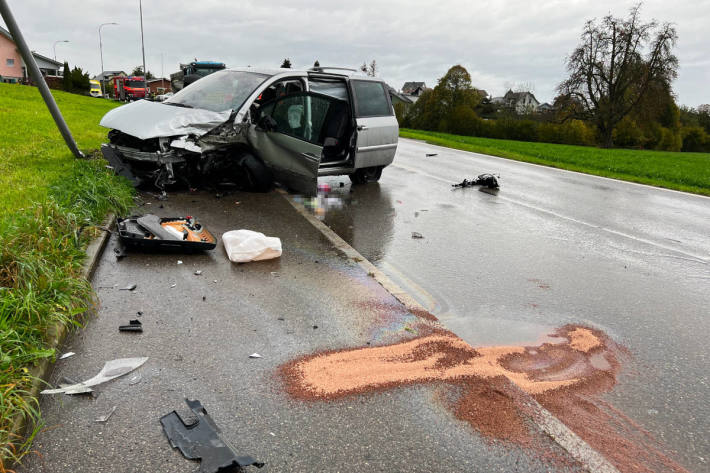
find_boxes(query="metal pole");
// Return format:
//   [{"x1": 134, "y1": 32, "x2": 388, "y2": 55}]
[
  {"x1": 98, "y1": 22, "x2": 118, "y2": 98},
  {"x1": 0, "y1": 0, "x2": 84, "y2": 158},
  {"x1": 139, "y1": 0, "x2": 147, "y2": 94},
  {"x1": 53, "y1": 40, "x2": 68, "y2": 62}
]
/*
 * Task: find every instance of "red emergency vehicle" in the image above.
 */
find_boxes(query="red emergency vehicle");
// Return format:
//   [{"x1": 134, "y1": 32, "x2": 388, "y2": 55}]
[{"x1": 112, "y1": 76, "x2": 147, "y2": 100}]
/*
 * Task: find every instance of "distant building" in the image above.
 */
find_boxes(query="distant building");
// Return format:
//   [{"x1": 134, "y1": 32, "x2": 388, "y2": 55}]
[
  {"x1": 0, "y1": 25, "x2": 63, "y2": 84},
  {"x1": 401, "y1": 81, "x2": 428, "y2": 103},
  {"x1": 537, "y1": 102, "x2": 554, "y2": 113},
  {"x1": 492, "y1": 89, "x2": 540, "y2": 114},
  {"x1": 94, "y1": 70, "x2": 127, "y2": 82},
  {"x1": 146, "y1": 78, "x2": 171, "y2": 95},
  {"x1": 386, "y1": 84, "x2": 413, "y2": 107}
]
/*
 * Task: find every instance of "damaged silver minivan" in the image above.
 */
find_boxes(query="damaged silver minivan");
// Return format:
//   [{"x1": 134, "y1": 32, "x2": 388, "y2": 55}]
[{"x1": 100, "y1": 67, "x2": 399, "y2": 195}]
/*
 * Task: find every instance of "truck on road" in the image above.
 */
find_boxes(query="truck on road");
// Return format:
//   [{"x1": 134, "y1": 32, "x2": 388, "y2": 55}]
[
  {"x1": 170, "y1": 61, "x2": 226, "y2": 92},
  {"x1": 112, "y1": 76, "x2": 146, "y2": 101}
]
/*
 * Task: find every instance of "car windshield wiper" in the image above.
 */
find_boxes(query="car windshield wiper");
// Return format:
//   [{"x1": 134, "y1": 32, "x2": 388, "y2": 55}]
[{"x1": 164, "y1": 102, "x2": 193, "y2": 108}]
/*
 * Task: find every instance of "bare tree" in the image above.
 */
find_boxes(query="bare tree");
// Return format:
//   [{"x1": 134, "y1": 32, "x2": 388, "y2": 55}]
[
  {"x1": 558, "y1": 4, "x2": 677, "y2": 147},
  {"x1": 368, "y1": 60, "x2": 377, "y2": 77}
]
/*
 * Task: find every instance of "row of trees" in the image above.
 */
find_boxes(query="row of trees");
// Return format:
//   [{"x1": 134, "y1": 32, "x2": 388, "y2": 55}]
[
  {"x1": 400, "y1": 5, "x2": 710, "y2": 152},
  {"x1": 61, "y1": 62, "x2": 90, "y2": 95}
]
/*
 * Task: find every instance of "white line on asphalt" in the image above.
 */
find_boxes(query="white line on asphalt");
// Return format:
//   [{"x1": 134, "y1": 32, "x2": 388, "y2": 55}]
[{"x1": 392, "y1": 162, "x2": 709, "y2": 265}]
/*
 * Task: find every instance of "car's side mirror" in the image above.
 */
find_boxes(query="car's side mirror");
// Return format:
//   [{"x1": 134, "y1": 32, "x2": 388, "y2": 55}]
[{"x1": 257, "y1": 115, "x2": 278, "y2": 132}]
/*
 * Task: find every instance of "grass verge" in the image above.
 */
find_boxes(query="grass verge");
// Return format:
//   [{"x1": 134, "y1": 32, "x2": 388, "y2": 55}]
[
  {"x1": 0, "y1": 83, "x2": 133, "y2": 469},
  {"x1": 400, "y1": 129, "x2": 710, "y2": 196}
]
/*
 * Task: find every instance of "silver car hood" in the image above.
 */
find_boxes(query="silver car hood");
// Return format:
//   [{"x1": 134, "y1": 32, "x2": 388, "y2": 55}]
[{"x1": 99, "y1": 100, "x2": 232, "y2": 140}]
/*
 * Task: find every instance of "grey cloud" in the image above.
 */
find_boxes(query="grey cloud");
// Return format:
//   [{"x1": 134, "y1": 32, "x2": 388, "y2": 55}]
[{"x1": 3, "y1": 0, "x2": 709, "y2": 105}]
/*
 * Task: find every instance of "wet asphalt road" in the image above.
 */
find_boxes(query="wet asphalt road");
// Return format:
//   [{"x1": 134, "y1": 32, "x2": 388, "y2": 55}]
[
  {"x1": 19, "y1": 190, "x2": 582, "y2": 473},
  {"x1": 320, "y1": 138, "x2": 710, "y2": 472}
]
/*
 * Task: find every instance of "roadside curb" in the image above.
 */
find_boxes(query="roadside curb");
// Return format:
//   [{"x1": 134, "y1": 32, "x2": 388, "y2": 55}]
[
  {"x1": 282, "y1": 191, "x2": 620, "y2": 473},
  {"x1": 9, "y1": 214, "x2": 115, "y2": 452}
]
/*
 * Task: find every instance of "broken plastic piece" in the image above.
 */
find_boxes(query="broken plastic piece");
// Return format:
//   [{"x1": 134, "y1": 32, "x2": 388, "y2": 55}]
[
  {"x1": 116, "y1": 215, "x2": 216, "y2": 252},
  {"x1": 451, "y1": 174, "x2": 500, "y2": 189},
  {"x1": 222, "y1": 230, "x2": 282, "y2": 263},
  {"x1": 119, "y1": 320, "x2": 143, "y2": 332},
  {"x1": 161, "y1": 399, "x2": 264, "y2": 472},
  {"x1": 194, "y1": 270, "x2": 203, "y2": 275},
  {"x1": 425, "y1": 153, "x2": 438, "y2": 157},
  {"x1": 41, "y1": 357, "x2": 148, "y2": 395},
  {"x1": 177, "y1": 260, "x2": 183, "y2": 265},
  {"x1": 411, "y1": 232, "x2": 424, "y2": 239},
  {"x1": 59, "y1": 352, "x2": 75, "y2": 360},
  {"x1": 120, "y1": 284, "x2": 137, "y2": 291},
  {"x1": 95, "y1": 406, "x2": 117, "y2": 423},
  {"x1": 128, "y1": 373, "x2": 142, "y2": 385},
  {"x1": 249, "y1": 353, "x2": 262, "y2": 359}
]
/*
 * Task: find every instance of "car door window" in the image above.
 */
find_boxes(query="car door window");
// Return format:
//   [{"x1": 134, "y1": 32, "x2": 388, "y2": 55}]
[
  {"x1": 259, "y1": 93, "x2": 348, "y2": 146},
  {"x1": 351, "y1": 80, "x2": 392, "y2": 117}
]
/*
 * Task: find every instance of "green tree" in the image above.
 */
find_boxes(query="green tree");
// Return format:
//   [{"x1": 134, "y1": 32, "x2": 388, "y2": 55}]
[
  {"x1": 280, "y1": 58, "x2": 292, "y2": 68},
  {"x1": 69, "y1": 66, "x2": 90, "y2": 94},
  {"x1": 313, "y1": 60, "x2": 320, "y2": 68},
  {"x1": 131, "y1": 66, "x2": 154, "y2": 79},
  {"x1": 62, "y1": 61, "x2": 71, "y2": 91},
  {"x1": 558, "y1": 4, "x2": 678, "y2": 147}
]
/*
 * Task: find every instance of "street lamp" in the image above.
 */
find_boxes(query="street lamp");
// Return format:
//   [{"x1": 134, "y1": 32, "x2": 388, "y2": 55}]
[
  {"x1": 53, "y1": 39, "x2": 68, "y2": 62},
  {"x1": 98, "y1": 22, "x2": 118, "y2": 98}
]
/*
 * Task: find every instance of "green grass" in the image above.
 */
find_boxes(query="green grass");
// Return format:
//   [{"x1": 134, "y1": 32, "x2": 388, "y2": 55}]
[
  {"x1": 400, "y1": 129, "x2": 710, "y2": 196},
  {"x1": 0, "y1": 83, "x2": 134, "y2": 468}
]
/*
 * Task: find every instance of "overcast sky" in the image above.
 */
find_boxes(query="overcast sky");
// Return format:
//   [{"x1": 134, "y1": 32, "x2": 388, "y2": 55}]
[{"x1": 3, "y1": 0, "x2": 709, "y2": 106}]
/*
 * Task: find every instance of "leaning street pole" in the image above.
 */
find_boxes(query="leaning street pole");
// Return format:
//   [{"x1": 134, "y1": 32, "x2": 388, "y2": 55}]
[
  {"x1": 139, "y1": 0, "x2": 147, "y2": 92},
  {"x1": 0, "y1": 0, "x2": 84, "y2": 158}
]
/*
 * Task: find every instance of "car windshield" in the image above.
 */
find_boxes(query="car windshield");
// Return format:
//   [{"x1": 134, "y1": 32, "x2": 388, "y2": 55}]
[
  {"x1": 166, "y1": 71, "x2": 269, "y2": 113},
  {"x1": 125, "y1": 80, "x2": 143, "y2": 87}
]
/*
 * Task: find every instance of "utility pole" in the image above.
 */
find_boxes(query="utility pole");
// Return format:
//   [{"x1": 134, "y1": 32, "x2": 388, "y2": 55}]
[
  {"x1": 53, "y1": 39, "x2": 68, "y2": 61},
  {"x1": 0, "y1": 0, "x2": 83, "y2": 158},
  {"x1": 98, "y1": 22, "x2": 118, "y2": 98},
  {"x1": 139, "y1": 0, "x2": 147, "y2": 91}
]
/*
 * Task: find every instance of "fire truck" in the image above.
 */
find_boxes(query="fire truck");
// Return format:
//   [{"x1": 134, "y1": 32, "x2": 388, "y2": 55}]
[{"x1": 112, "y1": 76, "x2": 147, "y2": 101}]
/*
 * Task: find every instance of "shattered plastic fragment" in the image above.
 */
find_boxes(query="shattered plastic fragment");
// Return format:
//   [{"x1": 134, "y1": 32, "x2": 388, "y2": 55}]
[
  {"x1": 41, "y1": 357, "x2": 148, "y2": 395},
  {"x1": 194, "y1": 270, "x2": 203, "y2": 275},
  {"x1": 59, "y1": 352, "x2": 75, "y2": 360},
  {"x1": 119, "y1": 320, "x2": 143, "y2": 332},
  {"x1": 95, "y1": 406, "x2": 117, "y2": 423},
  {"x1": 128, "y1": 373, "x2": 142, "y2": 385},
  {"x1": 161, "y1": 399, "x2": 264, "y2": 472},
  {"x1": 425, "y1": 153, "x2": 438, "y2": 157},
  {"x1": 177, "y1": 260, "x2": 183, "y2": 265},
  {"x1": 411, "y1": 232, "x2": 424, "y2": 239},
  {"x1": 249, "y1": 353, "x2": 262, "y2": 359},
  {"x1": 120, "y1": 284, "x2": 137, "y2": 291},
  {"x1": 170, "y1": 283, "x2": 177, "y2": 288}
]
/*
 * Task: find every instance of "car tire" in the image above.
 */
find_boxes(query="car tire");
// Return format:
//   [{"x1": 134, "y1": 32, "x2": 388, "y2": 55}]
[
  {"x1": 349, "y1": 166, "x2": 383, "y2": 185},
  {"x1": 240, "y1": 153, "x2": 273, "y2": 192}
]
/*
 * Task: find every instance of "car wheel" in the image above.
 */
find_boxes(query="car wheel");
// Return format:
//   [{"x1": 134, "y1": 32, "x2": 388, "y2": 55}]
[
  {"x1": 349, "y1": 166, "x2": 383, "y2": 185},
  {"x1": 240, "y1": 153, "x2": 273, "y2": 192}
]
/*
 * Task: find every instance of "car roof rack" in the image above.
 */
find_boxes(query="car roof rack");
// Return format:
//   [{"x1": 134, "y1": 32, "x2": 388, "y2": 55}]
[{"x1": 308, "y1": 66, "x2": 358, "y2": 74}]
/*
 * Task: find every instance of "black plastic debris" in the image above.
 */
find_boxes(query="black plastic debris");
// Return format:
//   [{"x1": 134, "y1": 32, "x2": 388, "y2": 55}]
[
  {"x1": 411, "y1": 232, "x2": 424, "y2": 239},
  {"x1": 161, "y1": 399, "x2": 264, "y2": 472},
  {"x1": 119, "y1": 320, "x2": 143, "y2": 332},
  {"x1": 425, "y1": 153, "x2": 438, "y2": 157},
  {"x1": 116, "y1": 214, "x2": 217, "y2": 252},
  {"x1": 452, "y1": 174, "x2": 499, "y2": 189}
]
